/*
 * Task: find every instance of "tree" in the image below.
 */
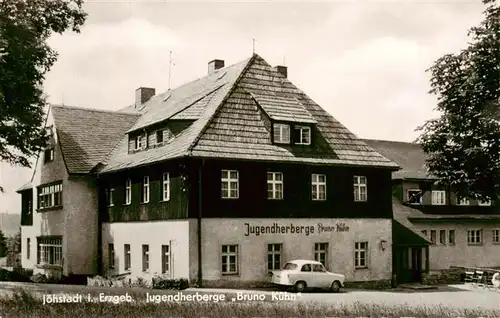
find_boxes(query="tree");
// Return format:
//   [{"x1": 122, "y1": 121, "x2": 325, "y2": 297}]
[
  {"x1": 0, "y1": 230, "x2": 6, "y2": 258},
  {"x1": 0, "y1": 0, "x2": 87, "y2": 192},
  {"x1": 417, "y1": 0, "x2": 500, "y2": 201},
  {"x1": 6, "y1": 230, "x2": 20, "y2": 267}
]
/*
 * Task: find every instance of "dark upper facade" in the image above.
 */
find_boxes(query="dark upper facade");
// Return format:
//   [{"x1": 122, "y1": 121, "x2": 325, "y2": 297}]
[{"x1": 19, "y1": 54, "x2": 402, "y2": 223}]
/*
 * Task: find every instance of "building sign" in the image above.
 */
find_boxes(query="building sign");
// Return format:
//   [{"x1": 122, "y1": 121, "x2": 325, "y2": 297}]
[{"x1": 244, "y1": 222, "x2": 350, "y2": 236}]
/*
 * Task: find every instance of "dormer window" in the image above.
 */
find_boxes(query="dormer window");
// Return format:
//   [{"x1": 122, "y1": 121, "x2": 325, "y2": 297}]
[
  {"x1": 407, "y1": 189, "x2": 423, "y2": 205},
  {"x1": 44, "y1": 148, "x2": 54, "y2": 163},
  {"x1": 45, "y1": 125, "x2": 54, "y2": 138},
  {"x1": 136, "y1": 134, "x2": 146, "y2": 150},
  {"x1": 273, "y1": 123, "x2": 290, "y2": 144},
  {"x1": 156, "y1": 130, "x2": 164, "y2": 144},
  {"x1": 294, "y1": 125, "x2": 311, "y2": 145}
]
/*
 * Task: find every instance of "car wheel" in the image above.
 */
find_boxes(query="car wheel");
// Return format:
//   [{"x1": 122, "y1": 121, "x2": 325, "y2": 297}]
[
  {"x1": 330, "y1": 280, "x2": 341, "y2": 293},
  {"x1": 295, "y1": 281, "x2": 306, "y2": 293}
]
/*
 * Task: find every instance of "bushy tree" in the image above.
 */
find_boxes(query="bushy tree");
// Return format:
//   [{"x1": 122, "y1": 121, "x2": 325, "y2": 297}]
[
  {"x1": 417, "y1": 0, "x2": 500, "y2": 201},
  {"x1": 0, "y1": 230, "x2": 6, "y2": 258},
  {"x1": 0, "y1": 0, "x2": 87, "y2": 192},
  {"x1": 6, "y1": 230, "x2": 20, "y2": 267}
]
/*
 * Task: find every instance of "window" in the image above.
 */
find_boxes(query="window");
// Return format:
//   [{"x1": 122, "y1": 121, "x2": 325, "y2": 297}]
[
  {"x1": 38, "y1": 182, "x2": 62, "y2": 210},
  {"x1": 354, "y1": 242, "x2": 368, "y2": 269},
  {"x1": 37, "y1": 237, "x2": 62, "y2": 266},
  {"x1": 45, "y1": 125, "x2": 54, "y2": 138},
  {"x1": 301, "y1": 264, "x2": 311, "y2": 272},
  {"x1": 312, "y1": 174, "x2": 326, "y2": 201},
  {"x1": 448, "y1": 230, "x2": 455, "y2": 245},
  {"x1": 457, "y1": 197, "x2": 470, "y2": 206},
  {"x1": 408, "y1": 189, "x2": 423, "y2": 205},
  {"x1": 124, "y1": 244, "x2": 131, "y2": 271},
  {"x1": 106, "y1": 188, "x2": 114, "y2": 207},
  {"x1": 142, "y1": 176, "x2": 150, "y2": 203},
  {"x1": 125, "y1": 179, "x2": 131, "y2": 205},
  {"x1": 162, "y1": 173, "x2": 170, "y2": 201},
  {"x1": 273, "y1": 123, "x2": 290, "y2": 144},
  {"x1": 142, "y1": 244, "x2": 149, "y2": 272},
  {"x1": 430, "y1": 230, "x2": 436, "y2": 245},
  {"x1": 353, "y1": 176, "x2": 367, "y2": 202},
  {"x1": 421, "y1": 230, "x2": 427, "y2": 237},
  {"x1": 162, "y1": 245, "x2": 170, "y2": 274},
  {"x1": 467, "y1": 230, "x2": 482, "y2": 245},
  {"x1": 493, "y1": 230, "x2": 500, "y2": 244},
  {"x1": 439, "y1": 230, "x2": 446, "y2": 245},
  {"x1": 479, "y1": 199, "x2": 491, "y2": 206},
  {"x1": 267, "y1": 243, "x2": 282, "y2": 270},
  {"x1": 44, "y1": 148, "x2": 54, "y2": 163},
  {"x1": 26, "y1": 238, "x2": 30, "y2": 260},
  {"x1": 267, "y1": 172, "x2": 283, "y2": 200},
  {"x1": 431, "y1": 191, "x2": 446, "y2": 205},
  {"x1": 221, "y1": 245, "x2": 238, "y2": 274},
  {"x1": 156, "y1": 130, "x2": 164, "y2": 144},
  {"x1": 221, "y1": 170, "x2": 239, "y2": 199},
  {"x1": 108, "y1": 243, "x2": 115, "y2": 269},
  {"x1": 136, "y1": 134, "x2": 146, "y2": 150},
  {"x1": 313, "y1": 263, "x2": 326, "y2": 272},
  {"x1": 294, "y1": 125, "x2": 311, "y2": 145},
  {"x1": 314, "y1": 243, "x2": 328, "y2": 269}
]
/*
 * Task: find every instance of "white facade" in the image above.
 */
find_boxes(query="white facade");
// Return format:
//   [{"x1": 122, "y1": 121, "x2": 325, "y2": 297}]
[
  {"x1": 101, "y1": 220, "x2": 192, "y2": 280},
  {"x1": 21, "y1": 107, "x2": 99, "y2": 277}
]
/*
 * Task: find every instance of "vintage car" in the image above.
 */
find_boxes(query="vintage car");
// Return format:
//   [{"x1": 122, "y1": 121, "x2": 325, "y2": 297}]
[{"x1": 269, "y1": 259, "x2": 345, "y2": 292}]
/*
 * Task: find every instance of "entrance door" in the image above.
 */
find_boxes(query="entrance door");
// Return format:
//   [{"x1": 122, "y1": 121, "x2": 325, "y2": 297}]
[{"x1": 411, "y1": 248, "x2": 422, "y2": 282}]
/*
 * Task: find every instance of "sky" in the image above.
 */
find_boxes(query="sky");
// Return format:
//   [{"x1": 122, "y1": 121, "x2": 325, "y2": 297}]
[{"x1": 0, "y1": 0, "x2": 487, "y2": 214}]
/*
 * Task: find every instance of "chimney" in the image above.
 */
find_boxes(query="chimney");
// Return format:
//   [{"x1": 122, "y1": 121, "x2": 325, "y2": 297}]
[
  {"x1": 135, "y1": 87, "x2": 155, "y2": 109},
  {"x1": 274, "y1": 65, "x2": 287, "y2": 78},
  {"x1": 208, "y1": 59, "x2": 225, "y2": 75}
]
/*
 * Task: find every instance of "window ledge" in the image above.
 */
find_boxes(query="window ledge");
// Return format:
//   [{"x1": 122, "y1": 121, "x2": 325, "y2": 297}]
[
  {"x1": 36, "y1": 264, "x2": 62, "y2": 270},
  {"x1": 222, "y1": 273, "x2": 239, "y2": 276},
  {"x1": 36, "y1": 206, "x2": 63, "y2": 213},
  {"x1": 159, "y1": 200, "x2": 170, "y2": 203},
  {"x1": 467, "y1": 243, "x2": 483, "y2": 246},
  {"x1": 354, "y1": 267, "x2": 369, "y2": 270},
  {"x1": 123, "y1": 203, "x2": 131, "y2": 206}
]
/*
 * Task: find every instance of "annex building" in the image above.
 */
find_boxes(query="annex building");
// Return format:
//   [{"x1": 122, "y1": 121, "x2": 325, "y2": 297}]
[
  {"x1": 366, "y1": 139, "x2": 500, "y2": 274},
  {"x1": 17, "y1": 54, "x2": 430, "y2": 287}
]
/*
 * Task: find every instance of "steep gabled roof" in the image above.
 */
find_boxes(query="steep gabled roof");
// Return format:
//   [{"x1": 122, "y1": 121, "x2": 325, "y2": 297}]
[
  {"x1": 99, "y1": 54, "x2": 399, "y2": 173},
  {"x1": 51, "y1": 105, "x2": 139, "y2": 174},
  {"x1": 189, "y1": 55, "x2": 398, "y2": 168},
  {"x1": 99, "y1": 57, "x2": 252, "y2": 173},
  {"x1": 363, "y1": 139, "x2": 431, "y2": 180}
]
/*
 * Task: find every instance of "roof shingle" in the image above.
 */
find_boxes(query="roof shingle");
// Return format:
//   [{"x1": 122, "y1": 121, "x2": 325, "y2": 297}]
[
  {"x1": 51, "y1": 105, "x2": 139, "y2": 174},
  {"x1": 72, "y1": 54, "x2": 399, "y2": 173},
  {"x1": 363, "y1": 139, "x2": 431, "y2": 180}
]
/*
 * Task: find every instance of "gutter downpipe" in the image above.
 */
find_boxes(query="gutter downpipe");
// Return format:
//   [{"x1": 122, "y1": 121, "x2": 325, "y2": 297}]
[{"x1": 197, "y1": 159, "x2": 204, "y2": 287}]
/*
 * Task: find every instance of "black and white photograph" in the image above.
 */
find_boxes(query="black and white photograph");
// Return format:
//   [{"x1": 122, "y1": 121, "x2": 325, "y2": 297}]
[{"x1": 0, "y1": 0, "x2": 499, "y2": 317}]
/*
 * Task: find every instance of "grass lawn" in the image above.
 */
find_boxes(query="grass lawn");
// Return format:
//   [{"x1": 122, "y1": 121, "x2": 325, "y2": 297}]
[{"x1": 0, "y1": 289, "x2": 499, "y2": 317}]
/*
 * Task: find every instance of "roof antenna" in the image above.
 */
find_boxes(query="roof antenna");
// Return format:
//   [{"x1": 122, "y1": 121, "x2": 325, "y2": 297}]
[
  {"x1": 168, "y1": 50, "x2": 172, "y2": 90},
  {"x1": 252, "y1": 38, "x2": 256, "y2": 54}
]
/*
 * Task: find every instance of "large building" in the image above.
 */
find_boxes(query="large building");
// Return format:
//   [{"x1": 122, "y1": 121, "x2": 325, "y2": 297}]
[
  {"x1": 366, "y1": 139, "x2": 500, "y2": 271},
  {"x1": 17, "y1": 54, "x2": 430, "y2": 287}
]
